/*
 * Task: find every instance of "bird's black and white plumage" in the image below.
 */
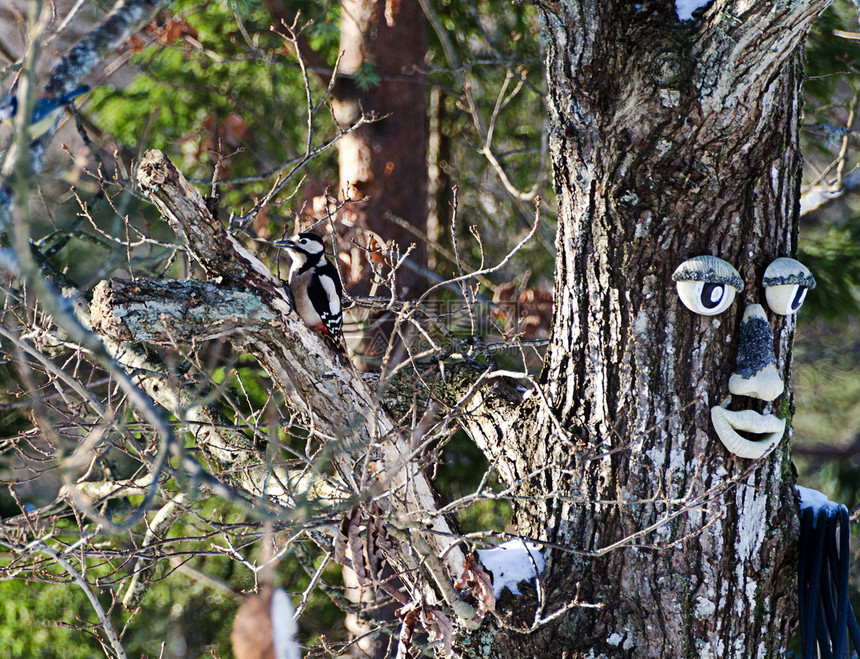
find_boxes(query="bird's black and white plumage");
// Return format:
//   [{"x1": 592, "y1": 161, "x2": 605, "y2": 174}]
[{"x1": 276, "y1": 233, "x2": 344, "y2": 351}]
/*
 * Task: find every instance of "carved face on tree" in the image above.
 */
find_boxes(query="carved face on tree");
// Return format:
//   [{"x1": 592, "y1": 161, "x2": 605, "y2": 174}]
[{"x1": 673, "y1": 256, "x2": 816, "y2": 459}]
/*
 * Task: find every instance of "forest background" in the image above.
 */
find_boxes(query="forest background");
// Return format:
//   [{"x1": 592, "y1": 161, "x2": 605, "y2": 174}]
[{"x1": 0, "y1": 0, "x2": 859, "y2": 657}]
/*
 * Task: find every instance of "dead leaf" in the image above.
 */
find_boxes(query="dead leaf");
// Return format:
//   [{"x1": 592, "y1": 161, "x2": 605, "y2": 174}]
[
  {"x1": 455, "y1": 554, "x2": 496, "y2": 616},
  {"x1": 149, "y1": 14, "x2": 198, "y2": 45},
  {"x1": 492, "y1": 284, "x2": 553, "y2": 340},
  {"x1": 395, "y1": 602, "x2": 420, "y2": 659},
  {"x1": 334, "y1": 505, "x2": 361, "y2": 568},
  {"x1": 124, "y1": 34, "x2": 147, "y2": 53},
  {"x1": 423, "y1": 609, "x2": 453, "y2": 656},
  {"x1": 222, "y1": 112, "x2": 250, "y2": 146},
  {"x1": 347, "y1": 508, "x2": 368, "y2": 589}
]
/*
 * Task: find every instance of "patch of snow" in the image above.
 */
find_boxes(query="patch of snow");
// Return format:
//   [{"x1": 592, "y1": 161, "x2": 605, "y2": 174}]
[
  {"x1": 676, "y1": 0, "x2": 710, "y2": 20},
  {"x1": 477, "y1": 540, "x2": 546, "y2": 598},
  {"x1": 745, "y1": 580, "x2": 757, "y2": 611},
  {"x1": 271, "y1": 588, "x2": 301, "y2": 659},
  {"x1": 607, "y1": 632, "x2": 622, "y2": 646},
  {"x1": 633, "y1": 309, "x2": 650, "y2": 337}
]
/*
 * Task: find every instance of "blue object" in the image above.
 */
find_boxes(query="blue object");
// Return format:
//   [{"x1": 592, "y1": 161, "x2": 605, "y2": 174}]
[
  {"x1": 0, "y1": 86, "x2": 89, "y2": 138},
  {"x1": 797, "y1": 487, "x2": 860, "y2": 658}
]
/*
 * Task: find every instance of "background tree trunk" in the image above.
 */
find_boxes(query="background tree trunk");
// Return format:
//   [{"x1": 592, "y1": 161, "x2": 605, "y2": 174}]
[
  {"x1": 456, "y1": 2, "x2": 831, "y2": 656},
  {"x1": 334, "y1": 0, "x2": 429, "y2": 298}
]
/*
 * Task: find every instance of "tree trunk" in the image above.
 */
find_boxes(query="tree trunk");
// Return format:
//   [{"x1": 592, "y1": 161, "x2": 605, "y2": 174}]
[
  {"x1": 459, "y1": 2, "x2": 831, "y2": 657},
  {"x1": 334, "y1": 0, "x2": 429, "y2": 299}
]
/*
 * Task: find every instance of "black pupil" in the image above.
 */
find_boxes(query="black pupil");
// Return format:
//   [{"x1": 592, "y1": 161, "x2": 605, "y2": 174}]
[
  {"x1": 700, "y1": 283, "x2": 724, "y2": 309},
  {"x1": 791, "y1": 286, "x2": 807, "y2": 310}
]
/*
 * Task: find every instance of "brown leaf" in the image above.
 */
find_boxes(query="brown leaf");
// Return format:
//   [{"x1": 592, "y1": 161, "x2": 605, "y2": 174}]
[
  {"x1": 395, "y1": 602, "x2": 420, "y2": 659},
  {"x1": 422, "y1": 609, "x2": 453, "y2": 656},
  {"x1": 150, "y1": 15, "x2": 198, "y2": 45},
  {"x1": 491, "y1": 284, "x2": 553, "y2": 339},
  {"x1": 366, "y1": 508, "x2": 392, "y2": 576},
  {"x1": 455, "y1": 554, "x2": 496, "y2": 616},
  {"x1": 333, "y1": 505, "x2": 360, "y2": 567},
  {"x1": 124, "y1": 34, "x2": 147, "y2": 54},
  {"x1": 366, "y1": 509, "x2": 409, "y2": 604},
  {"x1": 231, "y1": 587, "x2": 275, "y2": 659},
  {"x1": 222, "y1": 112, "x2": 250, "y2": 146},
  {"x1": 341, "y1": 507, "x2": 368, "y2": 589}
]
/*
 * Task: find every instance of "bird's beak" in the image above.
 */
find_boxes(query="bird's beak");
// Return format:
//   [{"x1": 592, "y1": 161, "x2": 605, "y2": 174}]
[{"x1": 275, "y1": 238, "x2": 297, "y2": 249}]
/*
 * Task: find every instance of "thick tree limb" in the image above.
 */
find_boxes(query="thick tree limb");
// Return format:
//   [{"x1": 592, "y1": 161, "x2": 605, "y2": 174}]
[
  {"x1": 90, "y1": 275, "x2": 528, "y2": 491},
  {"x1": 45, "y1": 0, "x2": 165, "y2": 99},
  {"x1": 132, "y1": 150, "x2": 467, "y2": 583},
  {"x1": 90, "y1": 278, "x2": 278, "y2": 344}
]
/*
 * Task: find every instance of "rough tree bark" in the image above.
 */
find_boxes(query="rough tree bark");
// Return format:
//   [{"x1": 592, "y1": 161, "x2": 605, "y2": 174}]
[{"x1": 452, "y1": 1, "x2": 832, "y2": 657}]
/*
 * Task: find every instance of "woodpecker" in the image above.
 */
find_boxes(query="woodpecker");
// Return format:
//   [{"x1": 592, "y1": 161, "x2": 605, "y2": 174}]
[
  {"x1": 276, "y1": 232, "x2": 344, "y2": 351},
  {"x1": 0, "y1": 86, "x2": 89, "y2": 140}
]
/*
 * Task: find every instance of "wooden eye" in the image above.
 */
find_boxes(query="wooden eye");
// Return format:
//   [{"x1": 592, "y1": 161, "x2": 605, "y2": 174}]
[
  {"x1": 763, "y1": 258, "x2": 815, "y2": 316},
  {"x1": 673, "y1": 256, "x2": 743, "y2": 316}
]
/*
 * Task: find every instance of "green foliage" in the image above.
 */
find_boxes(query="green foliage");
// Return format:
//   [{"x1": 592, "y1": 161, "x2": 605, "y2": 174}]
[
  {"x1": 353, "y1": 58, "x2": 381, "y2": 91},
  {"x1": 800, "y1": 0, "x2": 860, "y2": 321},
  {"x1": 307, "y1": 3, "x2": 341, "y2": 51},
  {"x1": 89, "y1": 0, "x2": 338, "y2": 211},
  {"x1": 793, "y1": 318, "x2": 860, "y2": 449},
  {"x1": 226, "y1": 0, "x2": 258, "y2": 17},
  {"x1": 799, "y1": 215, "x2": 860, "y2": 320},
  {"x1": 804, "y1": 2, "x2": 860, "y2": 107},
  {"x1": 0, "y1": 500, "x2": 346, "y2": 657},
  {"x1": 0, "y1": 580, "x2": 104, "y2": 658},
  {"x1": 435, "y1": 429, "x2": 512, "y2": 533}
]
